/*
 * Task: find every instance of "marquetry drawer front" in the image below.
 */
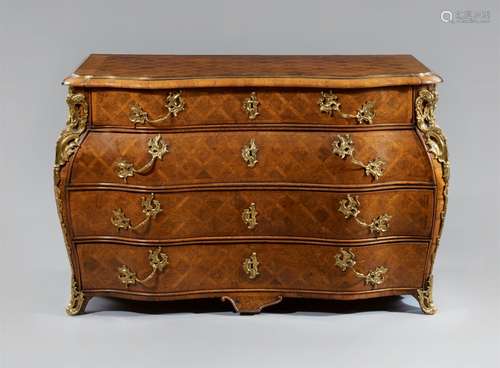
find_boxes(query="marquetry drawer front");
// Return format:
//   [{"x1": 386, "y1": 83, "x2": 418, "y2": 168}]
[
  {"x1": 91, "y1": 87, "x2": 413, "y2": 127},
  {"x1": 71, "y1": 130, "x2": 433, "y2": 185},
  {"x1": 69, "y1": 189, "x2": 434, "y2": 240},
  {"x1": 77, "y1": 242, "x2": 429, "y2": 292}
]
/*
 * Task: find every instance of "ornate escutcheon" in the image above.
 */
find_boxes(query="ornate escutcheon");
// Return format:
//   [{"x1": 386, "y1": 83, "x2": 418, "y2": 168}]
[
  {"x1": 243, "y1": 252, "x2": 260, "y2": 279},
  {"x1": 332, "y1": 134, "x2": 386, "y2": 180},
  {"x1": 318, "y1": 91, "x2": 375, "y2": 124},
  {"x1": 111, "y1": 193, "x2": 162, "y2": 231},
  {"x1": 115, "y1": 135, "x2": 169, "y2": 182},
  {"x1": 241, "y1": 138, "x2": 259, "y2": 167},
  {"x1": 338, "y1": 194, "x2": 391, "y2": 236},
  {"x1": 242, "y1": 203, "x2": 258, "y2": 229},
  {"x1": 334, "y1": 248, "x2": 388, "y2": 288},
  {"x1": 129, "y1": 90, "x2": 185, "y2": 125},
  {"x1": 118, "y1": 247, "x2": 169, "y2": 287},
  {"x1": 242, "y1": 92, "x2": 260, "y2": 119}
]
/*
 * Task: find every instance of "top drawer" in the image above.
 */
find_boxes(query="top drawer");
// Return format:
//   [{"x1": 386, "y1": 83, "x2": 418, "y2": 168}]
[{"x1": 91, "y1": 87, "x2": 413, "y2": 127}]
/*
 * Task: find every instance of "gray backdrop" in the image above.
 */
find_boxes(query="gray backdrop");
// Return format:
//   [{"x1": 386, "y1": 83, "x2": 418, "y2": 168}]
[{"x1": 1, "y1": 0, "x2": 499, "y2": 367}]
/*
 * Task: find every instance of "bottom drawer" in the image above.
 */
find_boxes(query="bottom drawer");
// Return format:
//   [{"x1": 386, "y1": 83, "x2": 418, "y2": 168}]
[{"x1": 77, "y1": 242, "x2": 428, "y2": 294}]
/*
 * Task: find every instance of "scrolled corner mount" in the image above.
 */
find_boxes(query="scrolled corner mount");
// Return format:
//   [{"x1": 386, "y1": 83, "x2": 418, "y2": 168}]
[
  {"x1": 416, "y1": 275, "x2": 437, "y2": 315},
  {"x1": 55, "y1": 88, "x2": 89, "y2": 176}
]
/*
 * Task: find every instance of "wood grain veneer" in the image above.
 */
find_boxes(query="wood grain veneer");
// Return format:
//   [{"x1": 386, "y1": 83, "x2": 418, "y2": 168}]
[{"x1": 55, "y1": 55, "x2": 448, "y2": 315}]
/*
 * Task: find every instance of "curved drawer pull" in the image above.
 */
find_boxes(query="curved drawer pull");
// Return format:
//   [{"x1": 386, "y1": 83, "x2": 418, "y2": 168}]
[
  {"x1": 241, "y1": 138, "x2": 259, "y2": 167},
  {"x1": 242, "y1": 92, "x2": 260, "y2": 119},
  {"x1": 334, "y1": 248, "x2": 388, "y2": 288},
  {"x1": 242, "y1": 203, "x2": 258, "y2": 229},
  {"x1": 115, "y1": 135, "x2": 169, "y2": 182},
  {"x1": 243, "y1": 252, "x2": 260, "y2": 279},
  {"x1": 111, "y1": 193, "x2": 162, "y2": 231},
  {"x1": 129, "y1": 90, "x2": 185, "y2": 125},
  {"x1": 318, "y1": 91, "x2": 375, "y2": 124},
  {"x1": 338, "y1": 194, "x2": 391, "y2": 236},
  {"x1": 332, "y1": 134, "x2": 385, "y2": 180},
  {"x1": 118, "y1": 247, "x2": 169, "y2": 287}
]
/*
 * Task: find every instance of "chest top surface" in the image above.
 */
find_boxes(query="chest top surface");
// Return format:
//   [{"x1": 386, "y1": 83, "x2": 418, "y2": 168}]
[{"x1": 64, "y1": 54, "x2": 441, "y2": 89}]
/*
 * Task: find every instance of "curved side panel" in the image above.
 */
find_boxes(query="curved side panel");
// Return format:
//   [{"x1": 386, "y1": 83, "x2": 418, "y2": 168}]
[
  {"x1": 414, "y1": 85, "x2": 449, "y2": 313},
  {"x1": 54, "y1": 87, "x2": 91, "y2": 315}
]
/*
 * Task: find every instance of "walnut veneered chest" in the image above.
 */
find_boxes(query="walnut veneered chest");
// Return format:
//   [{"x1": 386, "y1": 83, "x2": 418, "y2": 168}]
[{"x1": 55, "y1": 54, "x2": 449, "y2": 315}]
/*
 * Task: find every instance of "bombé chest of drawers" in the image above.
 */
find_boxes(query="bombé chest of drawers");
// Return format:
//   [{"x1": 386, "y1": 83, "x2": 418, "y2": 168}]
[{"x1": 55, "y1": 54, "x2": 449, "y2": 315}]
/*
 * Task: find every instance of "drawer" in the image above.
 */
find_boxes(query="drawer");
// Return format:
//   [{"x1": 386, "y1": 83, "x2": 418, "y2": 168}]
[
  {"x1": 91, "y1": 87, "x2": 413, "y2": 127},
  {"x1": 71, "y1": 130, "x2": 433, "y2": 185},
  {"x1": 69, "y1": 189, "x2": 434, "y2": 241},
  {"x1": 77, "y1": 242, "x2": 429, "y2": 293}
]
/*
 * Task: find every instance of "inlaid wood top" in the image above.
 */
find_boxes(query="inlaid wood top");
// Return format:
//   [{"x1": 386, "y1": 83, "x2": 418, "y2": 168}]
[{"x1": 64, "y1": 54, "x2": 442, "y2": 89}]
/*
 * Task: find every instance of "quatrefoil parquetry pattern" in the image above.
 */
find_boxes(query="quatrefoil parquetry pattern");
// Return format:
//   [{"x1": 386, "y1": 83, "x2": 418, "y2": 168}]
[
  {"x1": 61, "y1": 55, "x2": 446, "y2": 315},
  {"x1": 91, "y1": 87, "x2": 412, "y2": 126},
  {"x1": 71, "y1": 130, "x2": 433, "y2": 186},
  {"x1": 77, "y1": 242, "x2": 429, "y2": 293},
  {"x1": 69, "y1": 189, "x2": 434, "y2": 241}
]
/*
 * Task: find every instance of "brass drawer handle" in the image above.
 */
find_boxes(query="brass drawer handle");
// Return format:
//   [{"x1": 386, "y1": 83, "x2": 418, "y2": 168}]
[
  {"x1": 319, "y1": 91, "x2": 375, "y2": 124},
  {"x1": 111, "y1": 193, "x2": 162, "y2": 231},
  {"x1": 242, "y1": 92, "x2": 260, "y2": 119},
  {"x1": 335, "y1": 248, "x2": 388, "y2": 288},
  {"x1": 241, "y1": 138, "x2": 259, "y2": 167},
  {"x1": 242, "y1": 203, "x2": 258, "y2": 229},
  {"x1": 338, "y1": 194, "x2": 391, "y2": 236},
  {"x1": 118, "y1": 247, "x2": 169, "y2": 287},
  {"x1": 243, "y1": 252, "x2": 260, "y2": 279},
  {"x1": 332, "y1": 134, "x2": 385, "y2": 180},
  {"x1": 129, "y1": 90, "x2": 185, "y2": 125},
  {"x1": 115, "y1": 135, "x2": 169, "y2": 182}
]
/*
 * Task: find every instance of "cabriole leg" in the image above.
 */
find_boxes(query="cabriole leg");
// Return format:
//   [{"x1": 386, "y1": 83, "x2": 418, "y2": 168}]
[
  {"x1": 66, "y1": 277, "x2": 90, "y2": 316},
  {"x1": 415, "y1": 275, "x2": 437, "y2": 315}
]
